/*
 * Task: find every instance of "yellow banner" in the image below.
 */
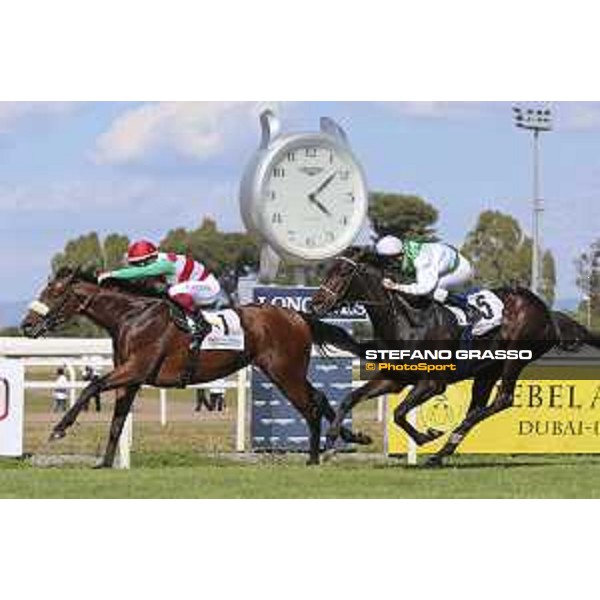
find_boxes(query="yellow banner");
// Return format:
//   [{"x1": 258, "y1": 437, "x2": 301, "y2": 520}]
[{"x1": 387, "y1": 378, "x2": 600, "y2": 454}]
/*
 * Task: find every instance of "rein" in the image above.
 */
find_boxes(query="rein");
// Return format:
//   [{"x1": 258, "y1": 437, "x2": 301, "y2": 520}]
[
  {"x1": 332, "y1": 256, "x2": 388, "y2": 308},
  {"x1": 28, "y1": 282, "x2": 99, "y2": 335},
  {"x1": 318, "y1": 254, "x2": 431, "y2": 337}
]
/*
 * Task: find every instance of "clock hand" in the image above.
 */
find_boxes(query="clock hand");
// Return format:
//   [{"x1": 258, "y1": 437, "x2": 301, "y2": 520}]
[
  {"x1": 307, "y1": 171, "x2": 337, "y2": 216},
  {"x1": 310, "y1": 171, "x2": 337, "y2": 198},
  {"x1": 308, "y1": 194, "x2": 332, "y2": 216}
]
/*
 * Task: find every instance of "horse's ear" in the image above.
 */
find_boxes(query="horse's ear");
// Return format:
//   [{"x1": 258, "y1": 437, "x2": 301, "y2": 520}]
[
  {"x1": 70, "y1": 265, "x2": 84, "y2": 282},
  {"x1": 345, "y1": 245, "x2": 361, "y2": 259},
  {"x1": 356, "y1": 246, "x2": 371, "y2": 261},
  {"x1": 55, "y1": 265, "x2": 74, "y2": 279}
]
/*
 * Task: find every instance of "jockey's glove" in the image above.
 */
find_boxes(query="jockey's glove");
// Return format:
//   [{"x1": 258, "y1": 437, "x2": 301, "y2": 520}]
[
  {"x1": 382, "y1": 278, "x2": 404, "y2": 292},
  {"x1": 98, "y1": 271, "x2": 114, "y2": 284}
]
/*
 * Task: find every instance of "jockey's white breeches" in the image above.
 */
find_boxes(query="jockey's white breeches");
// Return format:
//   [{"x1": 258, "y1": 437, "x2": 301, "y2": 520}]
[
  {"x1": 168, "y1": 274, "x2": 221, "y2": 307},
  {"x1": 433, "y1": 256, "x2": 474, "y2": 302}
]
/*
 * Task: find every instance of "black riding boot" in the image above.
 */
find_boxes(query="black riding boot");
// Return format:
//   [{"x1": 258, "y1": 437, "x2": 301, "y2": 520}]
[{"x1": 189, "y1": 309, "x2": 211, "y2": 350}]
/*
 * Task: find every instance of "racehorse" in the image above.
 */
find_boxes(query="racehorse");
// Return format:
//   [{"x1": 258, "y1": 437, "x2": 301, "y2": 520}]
[
  {"x1": 309, "y1": 248, "x2": 600, "y2": 466},
  {"x1": 20, "y1": 267, "x2": 371, "y2": 467}
]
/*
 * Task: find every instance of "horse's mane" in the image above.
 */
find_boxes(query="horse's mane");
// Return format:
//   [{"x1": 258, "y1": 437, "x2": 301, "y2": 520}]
[
  {"x1": 56, "y1": 266, "x2": 168, "y2": 301},
  {"x1": 102, "y1": 278, "x2": 167, "y2": 300},
  {"x1": 56, "y1": 266, "x2": 96, "y2": 282}
]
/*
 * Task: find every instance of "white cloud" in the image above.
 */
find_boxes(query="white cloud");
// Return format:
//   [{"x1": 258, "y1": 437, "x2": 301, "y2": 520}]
[
  {"x1": 94, "y1": 101, "x2": 279, "y2": 165},
  {"x1": 0, "y1": 178, "x2": 154, "y2": 211},
  {"x1": 0, "y1": 175, "x2": 243, "y2": 230},
  {"x1": 555, "y1": 103, "x2": 600, "y2": 130}
]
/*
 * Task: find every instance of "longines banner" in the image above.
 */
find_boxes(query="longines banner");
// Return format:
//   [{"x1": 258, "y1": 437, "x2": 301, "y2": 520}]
[
  {"x1": 0, "y1": 359, "x2": 24, "y2": 457},
  {"x1": 252, "y1": 286, "x2": 368, "y2": 322},
  {"x1": 388, "y1": 370, "x2": 600, "y2": 455}
]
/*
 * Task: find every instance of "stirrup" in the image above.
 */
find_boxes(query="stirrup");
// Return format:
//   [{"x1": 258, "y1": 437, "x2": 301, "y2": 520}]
[
  {"x1": 187, "y1": 310, "x2": 210, "y2": 347},
  {"x1": 189, "y1": 331, "x2": 206, "y2": 351}
]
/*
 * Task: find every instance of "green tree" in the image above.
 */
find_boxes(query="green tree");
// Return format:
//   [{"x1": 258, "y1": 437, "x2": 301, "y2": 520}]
[
  {"x1": 574, "y1": 239, "x2": 600, "y2": 327},
  {"x1": 541, "y1": 250, "x2": 557, "y2": 307},
  {"x1": 104, "y1": 233, "x2": 130, "y2": 270},
  {"x1": 51, "y1": 232, "x2": 130, "y2": 273},
  {"x1": 161, "y1": 218, "x2": 260, "y2": 276},
  {"x1": 49, "y1": 232, "x2": 131, "y2": 338},
  {"x1": 462, "y1": 210, "x2": 556, "y2": 305},
  {"x1": 52, "y1": 232, "x2": 104, "y2": 273},
  {"x1": 0, "y1": 326, "x2": 21, "y2": 337},
  {"x1": 368, "y1": 192, "x2": 439, "y2": 241}
]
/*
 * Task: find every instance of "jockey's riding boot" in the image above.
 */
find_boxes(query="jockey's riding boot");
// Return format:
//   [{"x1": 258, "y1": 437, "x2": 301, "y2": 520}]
[
  {"x1": 189, "y1": 308, "x2": 211, "y2": 351},
  {"x1": 446, "y1": 293, "x2": 483, "y2": 327}
]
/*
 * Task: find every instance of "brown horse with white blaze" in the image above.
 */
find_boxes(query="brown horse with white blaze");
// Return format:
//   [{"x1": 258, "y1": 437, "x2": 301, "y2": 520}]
[{"x1": 21, "y1": 268, "x2": 371, "y2": 467}]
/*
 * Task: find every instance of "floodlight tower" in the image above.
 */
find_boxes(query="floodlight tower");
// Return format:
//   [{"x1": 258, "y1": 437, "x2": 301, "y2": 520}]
[{"x1": 513, "y1": 105, "x2": 553, "y2": 296}]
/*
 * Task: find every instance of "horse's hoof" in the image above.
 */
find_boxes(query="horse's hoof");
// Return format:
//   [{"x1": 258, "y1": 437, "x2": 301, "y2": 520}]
[
  {"x1": 324, "y1": 431, "x2": 339, "y2": 450},
  {"x1": 48, "y1": 429, "x2": 66, "y2": 442},
  {"x1": 321, "y1": 448, "x2": 338, "y2": 463},
  {"x1": 411, "y1": 433, "x2": 430, "y2": 447},
  {"x1": 356, "y1": 433, "x2": 373, "y2": 446},
  {"x1": 92, "y1": 460, "x2": 110, "y2": 470},
  {"x1": 425, "y1": 428, "x2": 444, "y2": 442},
  {"x1": 424, "y1": 455, "x2": 444, "y2": 468}
]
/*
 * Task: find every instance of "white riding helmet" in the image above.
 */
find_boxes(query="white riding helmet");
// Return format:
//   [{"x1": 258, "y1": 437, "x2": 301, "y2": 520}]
[{"x1": 375, "y1": 235, "x2": 404, "y2": 257}]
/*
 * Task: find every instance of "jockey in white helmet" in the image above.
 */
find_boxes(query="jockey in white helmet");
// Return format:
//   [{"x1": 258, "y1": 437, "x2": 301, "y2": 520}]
[
  {"x1": 99, "y1": 239, "x2": 221, "y2": 349},
  {"x1": 375, "y1": 235, "x2": 480, "y2": 323}
]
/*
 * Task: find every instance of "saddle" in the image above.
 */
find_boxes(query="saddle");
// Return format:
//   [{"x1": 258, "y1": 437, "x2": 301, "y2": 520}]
[
  {"x1": 444, "y1": 289, "x2": 504, "y2": 337},
  {"x1": 168, "y1": 303, "x2": 245, "y2": 350}
]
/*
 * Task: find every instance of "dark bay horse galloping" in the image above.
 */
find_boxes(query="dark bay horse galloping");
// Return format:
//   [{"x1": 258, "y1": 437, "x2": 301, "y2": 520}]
[
  {"x1": 21, "y1": 268, "x2": 370, "y2": 467},
  {"x1": 310, "y1": 248, "x2": 600, "y2": 466}
]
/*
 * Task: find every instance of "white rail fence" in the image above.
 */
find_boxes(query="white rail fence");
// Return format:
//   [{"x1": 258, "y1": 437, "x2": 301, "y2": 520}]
[{"x1": 1, "y1": 337, "x2": 395, "y2": 469}]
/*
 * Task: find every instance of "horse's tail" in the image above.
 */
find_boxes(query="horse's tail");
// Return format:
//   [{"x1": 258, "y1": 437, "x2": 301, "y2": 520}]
[
  {"x1": 300, "y1": 313, "x2": 361, "y2": 357},
  {"x1": 552, "y1": 311, "x2": 600, "y2": 351}
]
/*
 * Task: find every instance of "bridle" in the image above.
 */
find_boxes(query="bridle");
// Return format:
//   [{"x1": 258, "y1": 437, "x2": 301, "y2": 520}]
[
  {"x1": 27, "y1": 275, "x2": 98, "y2": 337},
  {"x1": 317, "y1": 256, "x2": 361, "y2": 302},
  {"x1": 316, "y1": 253, "x2": 429, "y2": 329},
  {"x1": 316, "y1": 255, "x2": 390, "y2": 313}
]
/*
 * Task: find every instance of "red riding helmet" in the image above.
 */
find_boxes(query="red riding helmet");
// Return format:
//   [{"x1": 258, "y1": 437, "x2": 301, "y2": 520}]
[{"x1": 127, "y1": 240, "x2": 159, "y2": 264}]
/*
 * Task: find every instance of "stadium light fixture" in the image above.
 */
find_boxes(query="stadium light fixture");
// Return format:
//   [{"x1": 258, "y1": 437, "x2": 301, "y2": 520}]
[{"x1": 513, "y1": 104, "x2": 553, "y2": 297}]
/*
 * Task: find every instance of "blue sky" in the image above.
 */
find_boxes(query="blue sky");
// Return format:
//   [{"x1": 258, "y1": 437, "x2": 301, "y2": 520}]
[{"x1": 1, "y1": 101, "x2": 599, "y2": 303}]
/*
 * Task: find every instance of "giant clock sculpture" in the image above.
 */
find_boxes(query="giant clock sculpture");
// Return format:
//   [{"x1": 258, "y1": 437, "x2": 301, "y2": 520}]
[{"x1": 240, "y1": 110, "x2": 369, "y2": 281}]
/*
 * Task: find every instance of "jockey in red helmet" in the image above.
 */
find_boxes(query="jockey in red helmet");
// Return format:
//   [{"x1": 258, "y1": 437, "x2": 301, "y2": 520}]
[{"x1": 99, "y1": 239, "x2": 221, "y2": 349}]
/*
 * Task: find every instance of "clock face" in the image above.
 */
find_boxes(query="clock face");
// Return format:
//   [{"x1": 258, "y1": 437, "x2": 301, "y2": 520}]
[{"x1": 258, "y1": 138, "x2": 367, "y2": 260}]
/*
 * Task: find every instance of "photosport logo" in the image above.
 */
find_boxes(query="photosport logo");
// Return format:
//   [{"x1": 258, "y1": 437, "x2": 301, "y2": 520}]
[{"x1": 0, "y1": 377, "x2": 9, "y2": 422}]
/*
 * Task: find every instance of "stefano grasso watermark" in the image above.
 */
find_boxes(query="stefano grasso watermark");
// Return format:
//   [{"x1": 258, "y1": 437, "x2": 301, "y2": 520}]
[{"x1": 358, "y1": 341, "x2": 600, "y2": 380}]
